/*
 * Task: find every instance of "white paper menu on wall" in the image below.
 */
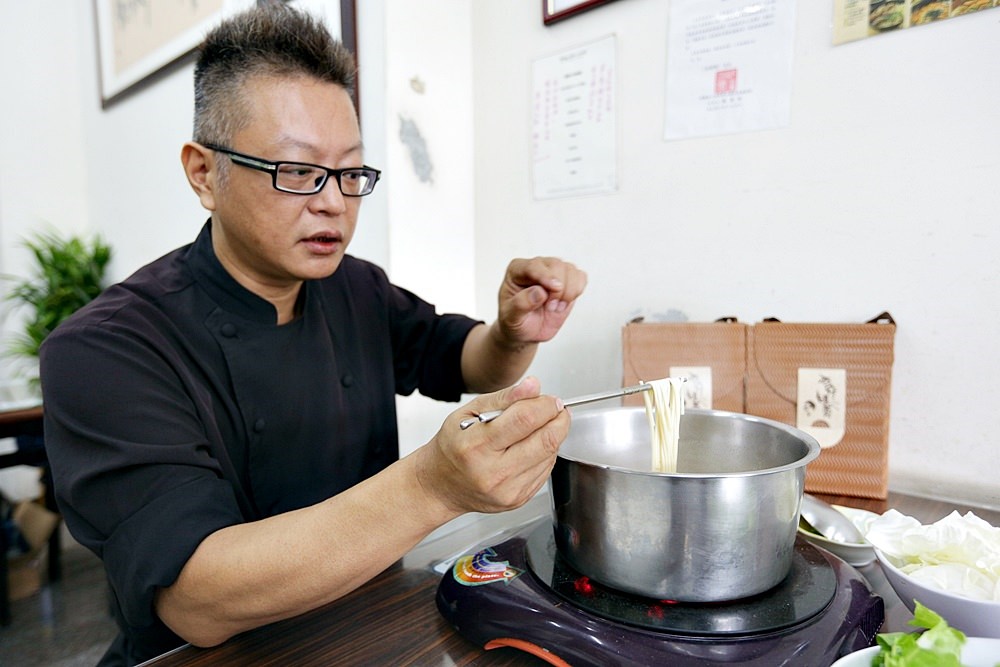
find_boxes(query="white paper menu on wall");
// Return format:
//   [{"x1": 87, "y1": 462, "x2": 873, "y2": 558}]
[
  {"x1": 663, "y1": 0, "x2": 796, "y2": 140},
  {"x1": 531, "y1": 35, "x2": 617, "y2": 200}
]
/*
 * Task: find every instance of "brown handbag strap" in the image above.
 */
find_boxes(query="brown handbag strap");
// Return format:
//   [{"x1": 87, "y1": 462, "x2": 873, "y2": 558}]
[
  {"x1": 762, "y1": 312, "x2": 895, "y2": 326},
  {"x1": 866, "y1": 311, "x2": 895, "y2": 325}
]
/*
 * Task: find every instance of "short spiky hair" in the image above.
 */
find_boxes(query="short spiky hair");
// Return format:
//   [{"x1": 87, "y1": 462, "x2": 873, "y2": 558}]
[{"x1": 192, "y1": 1, "x2": 356, "y2": 146}]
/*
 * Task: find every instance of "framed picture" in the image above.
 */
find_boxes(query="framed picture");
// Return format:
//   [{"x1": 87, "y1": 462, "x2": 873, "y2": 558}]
[
  {"x1": 543, "y1": 0, "x2": 619, "y2": 25},
  {"x1": 94, "y1": 0, "x2": 257, "y2": 105},
  {"x1": 94, "y1": 0, "x2": 359, "y2": 107}
]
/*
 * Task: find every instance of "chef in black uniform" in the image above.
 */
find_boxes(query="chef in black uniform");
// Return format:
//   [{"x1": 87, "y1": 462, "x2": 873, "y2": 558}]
[{"x1": 39, "y1": 4, "x2": 586, "y2": 665}]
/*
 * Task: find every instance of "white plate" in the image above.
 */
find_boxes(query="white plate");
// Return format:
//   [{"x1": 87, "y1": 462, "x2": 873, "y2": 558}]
[
  {"x1": 876, "y1": 548, "x2": 1000, "y2": 638},
  {"x1": 831, "y1": 637, "x2": 1000, "y2": 666},
  {"x1": 798, "y1": 504, "x2": 877, "y2": 566}
]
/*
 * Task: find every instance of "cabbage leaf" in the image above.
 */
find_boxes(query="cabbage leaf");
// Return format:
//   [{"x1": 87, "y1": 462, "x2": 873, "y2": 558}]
[
  {"x1": 873, "y1": 602, "x2": 965, "y2": 667},
  {"x1": 866, "y1": 510, "x2": 1000, "y2": 602}
]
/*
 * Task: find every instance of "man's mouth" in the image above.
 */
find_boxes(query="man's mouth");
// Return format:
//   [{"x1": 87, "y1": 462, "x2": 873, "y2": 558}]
[
  {"x1": 301, "y1": 233, "x2": 343, "y2": 255},
  {"x1": 304, "y1": 233, "x2": 340, "y2": 243}
]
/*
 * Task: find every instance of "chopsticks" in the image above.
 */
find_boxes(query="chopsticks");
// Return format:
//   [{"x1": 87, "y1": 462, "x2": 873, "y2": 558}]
[{"x1": 459, "y1": 382, "x2": 656, "y2": 430}]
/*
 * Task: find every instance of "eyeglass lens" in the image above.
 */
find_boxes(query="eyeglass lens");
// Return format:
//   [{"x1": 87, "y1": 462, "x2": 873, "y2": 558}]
[{"x1": 275, "y1": 164, "x2": 377, "y2": 196}]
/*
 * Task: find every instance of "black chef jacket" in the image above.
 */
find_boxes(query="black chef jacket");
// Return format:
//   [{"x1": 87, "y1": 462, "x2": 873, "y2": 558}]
[{"x1": 39, "y1": 221, "x2": 479, "y2": 665}]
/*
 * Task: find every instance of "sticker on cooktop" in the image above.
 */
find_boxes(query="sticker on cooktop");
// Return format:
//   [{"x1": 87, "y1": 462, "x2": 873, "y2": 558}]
[
  {"x1": 797, "y1": 368, "x2": 846, "y2": 448},
  {"x1": 452, "y1": 547, "x2": 522, "y2": 586}
]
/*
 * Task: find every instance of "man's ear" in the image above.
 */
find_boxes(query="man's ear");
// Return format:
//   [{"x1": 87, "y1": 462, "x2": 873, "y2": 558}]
[{"x1": 181, "y1": 142, "x2": 217, "y2": 211}]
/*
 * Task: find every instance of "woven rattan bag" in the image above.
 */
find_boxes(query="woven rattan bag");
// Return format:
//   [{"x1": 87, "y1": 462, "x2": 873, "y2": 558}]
[
  {"x1": 745, "y1": 313, "x2": 896, "y2": 499},
  {"x1": 622, "y1": 318, "x2": 747, "y2": 412}
]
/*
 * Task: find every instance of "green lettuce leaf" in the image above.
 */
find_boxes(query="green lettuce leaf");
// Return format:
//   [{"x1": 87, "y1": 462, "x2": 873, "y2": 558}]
[{"x1": 871, "y1": 602, "x2": 965, "y2": 667}]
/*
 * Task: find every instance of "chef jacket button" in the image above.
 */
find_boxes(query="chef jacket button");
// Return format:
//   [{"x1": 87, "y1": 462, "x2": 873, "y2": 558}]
[
  {"x1": 341, "y1": 374, "x2": 354, "y2": 387},
  {"x1": 220, "y1": 323, "x2": 237, "y2": 338},
  {"x1": 253, "y1": 418, "x2": 266, "y2": 433}
]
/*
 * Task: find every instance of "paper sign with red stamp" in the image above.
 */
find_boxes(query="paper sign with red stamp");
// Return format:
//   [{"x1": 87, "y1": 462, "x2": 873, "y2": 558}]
[{"x1": 715, "y1": 69, "x2": 738, "y2": 94}]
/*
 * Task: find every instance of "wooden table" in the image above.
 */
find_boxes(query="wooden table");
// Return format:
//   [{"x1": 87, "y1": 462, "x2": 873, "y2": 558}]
[
  {"x1": 140, "y1": 491, "x2": 1000, "y2": 667},
  {"x1": 0, "y1": 404, "x2": 60, "y2": 627}
]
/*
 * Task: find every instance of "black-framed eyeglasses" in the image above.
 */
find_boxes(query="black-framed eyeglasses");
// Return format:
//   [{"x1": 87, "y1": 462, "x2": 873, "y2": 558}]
[{"x1": 203, "y1": 143, "x2": 381, "y2": 197}]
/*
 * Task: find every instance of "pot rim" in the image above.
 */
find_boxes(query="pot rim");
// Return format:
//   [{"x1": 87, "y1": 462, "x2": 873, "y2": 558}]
[{"x1": 557, "y1": 407, "x2": 821, "y2": 478}]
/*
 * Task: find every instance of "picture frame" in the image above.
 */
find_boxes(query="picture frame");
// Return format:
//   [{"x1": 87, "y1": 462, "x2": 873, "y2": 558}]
[
  {"x1": 94, "y1": 0, "x2": 359, "y2": 108},
  {"x1": 93, "y1": 0, "x2": 257, "y2": 106},
  {"x1": 542, "y1": 0, "x2": 619, "y2": 25}
]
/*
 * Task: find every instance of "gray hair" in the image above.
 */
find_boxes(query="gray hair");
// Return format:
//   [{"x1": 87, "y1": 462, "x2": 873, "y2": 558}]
[{"x1": 192, "y1": 1, "x2": 357, "y2": 152}]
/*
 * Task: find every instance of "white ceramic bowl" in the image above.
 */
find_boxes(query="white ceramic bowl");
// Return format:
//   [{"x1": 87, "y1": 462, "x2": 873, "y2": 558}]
[
  {"x1": 876, "y1": 548, "x2": 1000, "y2": 638},
  {"x1": 831, "y1": 637, "x2": 1000, "y2": 666},
  {"x1": 797, "y1": 504, "x2": 877, "y2": 566}
]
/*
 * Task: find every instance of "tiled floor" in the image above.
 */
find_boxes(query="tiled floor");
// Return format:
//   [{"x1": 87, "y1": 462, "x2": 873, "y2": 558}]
[{"x1": 1, "y1": 535, "x2": 118, "y2": 666}]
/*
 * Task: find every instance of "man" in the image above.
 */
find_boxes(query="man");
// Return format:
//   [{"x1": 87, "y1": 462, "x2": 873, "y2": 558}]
[{"x1": 39, "y1": 4, "x2": 586, "y2": 665}]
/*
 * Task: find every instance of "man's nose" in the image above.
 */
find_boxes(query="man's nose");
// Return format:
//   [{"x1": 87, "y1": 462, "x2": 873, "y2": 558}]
[{"x1": 308, "y1": 177, "x2": 348, "y2": 214}]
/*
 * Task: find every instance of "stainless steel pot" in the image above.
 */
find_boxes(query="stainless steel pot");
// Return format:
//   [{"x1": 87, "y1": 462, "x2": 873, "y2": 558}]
[{"x1": 549, "y1": 407, "x2": 820, "y2": 601}]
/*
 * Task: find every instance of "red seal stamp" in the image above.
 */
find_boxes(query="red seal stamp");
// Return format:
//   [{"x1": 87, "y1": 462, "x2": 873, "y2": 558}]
[{"x1": 715, "y1": 69, "x2": 738, "y2": 94}]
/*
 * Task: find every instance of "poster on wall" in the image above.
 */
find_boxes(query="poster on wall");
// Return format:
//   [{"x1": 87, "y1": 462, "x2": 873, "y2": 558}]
[
  {"x1": 531, "y1": 35, "x2": 617, "y2": 201},
  {"x1": 834, "y1": 0, "x2": 999, "y2": 44},
  {"x1": 663, "y1": 0, "x2": 797, "y2": 141},
  {"x1": 94, "y1": 0, "x2": 257, "y2": 105}
]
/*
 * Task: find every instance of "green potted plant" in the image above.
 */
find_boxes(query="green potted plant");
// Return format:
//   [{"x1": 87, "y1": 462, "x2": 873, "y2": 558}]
[
  {"x1": 0, "y1": 231, "x2": 110, "y2": 592},
  {"x1": 5, "y1": 230, "x2": 112, "y2": 371}
]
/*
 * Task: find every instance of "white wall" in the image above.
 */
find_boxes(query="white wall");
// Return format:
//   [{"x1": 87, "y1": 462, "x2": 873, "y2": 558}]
[
  {"x1": 0, "y1": 2, "x2": 96, "y2": 494},
  {"x1": 383, "y1": 0, "x2": 477, "y2": 453},
  {"x1": 0, "y1": 2, "x2": 93, "y2": 378},
  {"x1": 2, "y1": 1, "x2": 998, "y2": 510},
  {"x1": 470, "y1": 1, "x2": 1000, "y2": 508}
]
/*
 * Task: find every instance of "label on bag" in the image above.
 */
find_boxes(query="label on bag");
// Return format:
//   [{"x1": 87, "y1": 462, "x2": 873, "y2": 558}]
[
  {"x1": 669, "y1": 366, "x2": 712, "y2": 409},
  {"x1": 797, "y1": 368, "x2": 846, "y2": 448}
]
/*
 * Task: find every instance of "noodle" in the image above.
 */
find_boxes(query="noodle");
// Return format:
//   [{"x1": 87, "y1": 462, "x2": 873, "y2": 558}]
[{"x1": 642, "y1": 377, "x2": 685, "y2": 473}]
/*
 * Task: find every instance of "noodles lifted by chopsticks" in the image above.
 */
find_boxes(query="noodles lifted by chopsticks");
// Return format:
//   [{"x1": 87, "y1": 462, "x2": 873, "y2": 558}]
[{"x1": 642, "y1": 377, "x2": 685, "y2": 473}]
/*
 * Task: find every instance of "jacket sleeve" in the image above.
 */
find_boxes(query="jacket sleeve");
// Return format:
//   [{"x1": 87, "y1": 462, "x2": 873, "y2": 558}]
[
  {"x1": 39, "y1": 297, "x2": 245, "y2": 643},
  {"x1": 344, "y1": 257, "x2": 481, "y2": 402}
]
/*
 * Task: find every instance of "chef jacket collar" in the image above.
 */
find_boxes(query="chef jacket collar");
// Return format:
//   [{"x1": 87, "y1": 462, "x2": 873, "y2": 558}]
[{"x1": 184, "y1": 220, "x2": 308, "y2": 325}]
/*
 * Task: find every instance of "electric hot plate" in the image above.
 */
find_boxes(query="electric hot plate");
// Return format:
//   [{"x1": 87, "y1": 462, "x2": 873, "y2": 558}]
[{"x1": 436, "y1": 519, "x2": 884, "y2": 666}]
